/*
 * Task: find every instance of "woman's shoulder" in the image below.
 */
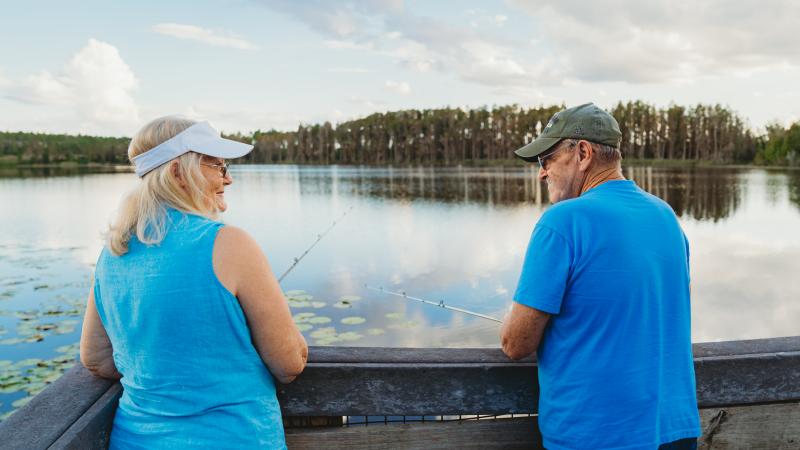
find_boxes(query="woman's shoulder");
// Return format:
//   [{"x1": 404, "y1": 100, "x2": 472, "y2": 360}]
[{"x1": 214, "y1": 225, "x2": 264, "y2": 263}]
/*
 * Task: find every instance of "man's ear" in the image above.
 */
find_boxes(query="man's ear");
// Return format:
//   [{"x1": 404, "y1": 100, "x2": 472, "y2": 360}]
[{"x1": 577, "y1": 140, "x2": 594, "y2": 171}]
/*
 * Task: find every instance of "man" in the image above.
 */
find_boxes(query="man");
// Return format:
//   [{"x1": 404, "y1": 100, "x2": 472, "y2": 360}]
[{"x1": 500, "y1": 103, "x2": 701, "y2": 450}]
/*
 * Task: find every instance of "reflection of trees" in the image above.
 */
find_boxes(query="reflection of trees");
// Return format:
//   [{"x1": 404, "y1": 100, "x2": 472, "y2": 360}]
[
  {"x1": 625, "y1": 166, "x2": 743, "y2": 222},
  {"x1": 293, "y1": 166, "x2": 745, "y2": 221},
  {"x1": 296, "y1": 166, "x2": 549, "y2": 206},
  {"x1": 788, "y1": 169, "x2": 800, "y2": 212}
]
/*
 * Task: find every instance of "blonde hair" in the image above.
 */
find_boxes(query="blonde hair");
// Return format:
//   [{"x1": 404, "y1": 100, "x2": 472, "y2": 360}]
[{"x1": 108, "y1": 116, "x2": 220, "y2": 256}]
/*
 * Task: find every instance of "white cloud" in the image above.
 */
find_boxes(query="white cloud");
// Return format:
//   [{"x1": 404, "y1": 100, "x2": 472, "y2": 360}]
[
  {"x1": 508, "y1": 0, "x2": 800, "y2": 83},
  {"x1": 152, "y1": 23, "x2": 259, "y2": 50},
  {"x1": 1, "y1": 39, "x2": 139, "y2": 135},
  {"x1": 259, "y1": 2, "x2": 552, "y2": 94},
  {"x1": 327, "y1": 67, "x2": 373, "y2": 73},
  {"x1": 384, "y1": 80, "x2": 410, "y2": 95},
  {"x1": 183, "y1": 104, "x2": 302, "y2": 133}
]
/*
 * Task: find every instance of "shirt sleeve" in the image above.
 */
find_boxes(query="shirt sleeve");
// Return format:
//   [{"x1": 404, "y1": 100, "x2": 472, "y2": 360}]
[{"x1": 513, "y1": 223, "x2": 573, "y2": 314}]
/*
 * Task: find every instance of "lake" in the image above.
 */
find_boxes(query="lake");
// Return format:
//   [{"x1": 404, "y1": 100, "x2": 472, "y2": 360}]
[{"x1": 1, "y1": 164, "x2": 799, "y2": 418}]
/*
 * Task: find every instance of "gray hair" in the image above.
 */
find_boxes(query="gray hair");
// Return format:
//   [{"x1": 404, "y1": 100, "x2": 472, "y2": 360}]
[{"x1": 562, "y1": 139, "x2": 621, "y2": 165}]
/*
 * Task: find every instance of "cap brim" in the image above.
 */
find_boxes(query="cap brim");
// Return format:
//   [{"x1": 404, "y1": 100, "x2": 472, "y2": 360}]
[
  {"x1": 513, "y1": 137, "x2": 560, "y2": 162},
  {"x1": 189, "y1": 136, "x2": 253, "y2": 159}
]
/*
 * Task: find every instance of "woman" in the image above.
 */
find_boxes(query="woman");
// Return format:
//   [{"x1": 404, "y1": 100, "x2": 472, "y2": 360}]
[{"x1": 80, "y1": 116, "x2": 308, "y2": 449}]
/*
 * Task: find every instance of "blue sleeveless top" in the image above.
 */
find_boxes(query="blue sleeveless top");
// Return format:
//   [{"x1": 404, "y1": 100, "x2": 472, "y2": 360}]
[{"x1": 93, "y1": 208, "x2": 286, "y2": 449}]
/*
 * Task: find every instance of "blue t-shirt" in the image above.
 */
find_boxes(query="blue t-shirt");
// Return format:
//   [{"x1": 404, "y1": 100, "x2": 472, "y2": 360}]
[{"x1": 514, "y1": 180, "x2": 700, "y2": 450}]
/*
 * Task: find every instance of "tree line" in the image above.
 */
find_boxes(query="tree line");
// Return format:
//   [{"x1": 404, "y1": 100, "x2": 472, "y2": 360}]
[
  {"x1": 0, "y1": 132, "x2": 129, "y2": 165},
  {"x1": 2, "y1": 101, "x2": 798, "y2": 166}
]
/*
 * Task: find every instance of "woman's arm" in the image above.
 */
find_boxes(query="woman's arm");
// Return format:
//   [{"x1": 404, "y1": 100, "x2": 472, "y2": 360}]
[
  {"x1": 213, "y1": 226, "x2": 308, "y2": 383},
  {"x1": 79, "y1": 289, "x2": 122, "y2": 380}
]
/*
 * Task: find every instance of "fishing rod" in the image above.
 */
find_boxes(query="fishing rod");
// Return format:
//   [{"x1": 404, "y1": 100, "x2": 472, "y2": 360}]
[
  {"x1": 364, "y1": 284, "x2": 502, "y2": 323},
  {"x1": 278, "y1": 206, "x2": 354, "y2": 282}
]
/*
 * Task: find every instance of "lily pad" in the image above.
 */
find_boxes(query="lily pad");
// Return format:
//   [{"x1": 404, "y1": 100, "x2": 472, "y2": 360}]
[
  {"x1": 308, "y1": 316, "x2": 331, "y2": 325},
  {"x1": 13, "y1": 359, "x2": 43, "y2": 368},
  {"x1": 310, "y1": 327, "x2": 337, "y2": 339},
  {"x1": 12, "y1": 396, "x2": 32, "y2": 408},
  {"x1": 337, "y1": 332, "x2": 364, "y2": 342},
  {"x1": 339, "y1": 295, "x2": 362, "y2": 302},
  {"x1": 341, "y1": 316, "x2": 366, "y2": 325},
  {"x1": 332, "y1": 301, "x2": 352, "y2": 309},
  {"x1": 296, "y1": 323, "x2": 313, "y2": 332},
  {"x1": 385, "y1": 312, "x2": 404, "y2": 320},
  {"x1": 366, "y1": 328, "x2": 385, "y2": 336},
  {"x1": 292, "y1": 312, "x2": 316, "y2": 323},
  {"x1": 311, "y1": 301, "x2": 326, "y2": 308}
]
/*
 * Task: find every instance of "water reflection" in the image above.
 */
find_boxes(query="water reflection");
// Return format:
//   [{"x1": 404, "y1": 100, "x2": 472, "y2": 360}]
[{"x1": 272, "y1": 165, "x2": 747, "y2": 221}]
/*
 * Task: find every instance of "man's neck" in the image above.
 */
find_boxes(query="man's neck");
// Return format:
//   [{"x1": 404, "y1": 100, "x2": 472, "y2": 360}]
[{"x1": 580, "y1": 165, "x2": 625, "y2": 195}]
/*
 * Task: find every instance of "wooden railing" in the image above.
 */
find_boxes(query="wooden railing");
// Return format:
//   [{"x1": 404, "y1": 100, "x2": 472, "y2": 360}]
[{"x1": 1, "y1": 336, "x2": 799, "y2": 449}]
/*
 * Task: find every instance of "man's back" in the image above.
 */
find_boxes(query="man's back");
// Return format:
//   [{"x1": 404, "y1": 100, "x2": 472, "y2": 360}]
[{"x1": 514, "y1": 180, "x2": 701, "y2": 450}]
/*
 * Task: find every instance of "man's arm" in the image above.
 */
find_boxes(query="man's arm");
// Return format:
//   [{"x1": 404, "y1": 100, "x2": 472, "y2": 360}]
[{"x1": 500, "y1": 303, "x2": 550, "y2": 360}]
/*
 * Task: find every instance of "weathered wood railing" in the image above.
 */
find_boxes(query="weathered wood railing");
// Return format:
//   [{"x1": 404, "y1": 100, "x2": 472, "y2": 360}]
[{"x1": 1, "y1": 336, "x2": 799, "y2": 449}]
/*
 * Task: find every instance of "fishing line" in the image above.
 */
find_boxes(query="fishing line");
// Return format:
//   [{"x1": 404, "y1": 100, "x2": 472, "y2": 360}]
[{"x1": 277, "y1": 206, "x2": 354, "y2": 282}]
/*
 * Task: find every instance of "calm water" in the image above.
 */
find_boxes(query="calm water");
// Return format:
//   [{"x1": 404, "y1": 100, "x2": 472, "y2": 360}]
[{"x1": 1, "y1": 164, "x2": 799, "y2": 417}]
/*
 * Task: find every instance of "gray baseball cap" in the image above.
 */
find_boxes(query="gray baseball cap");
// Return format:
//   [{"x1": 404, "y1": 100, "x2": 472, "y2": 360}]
[{"x1": 514, "y1": 103, "x2": 622, "y2": 162}]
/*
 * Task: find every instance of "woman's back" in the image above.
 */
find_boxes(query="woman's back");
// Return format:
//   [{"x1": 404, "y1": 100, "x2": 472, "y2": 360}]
[{"x1": 93, "y1": 208, "x2": 286, "y2": 449}]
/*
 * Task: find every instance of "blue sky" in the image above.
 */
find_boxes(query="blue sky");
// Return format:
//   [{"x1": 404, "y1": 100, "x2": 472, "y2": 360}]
[{"x1": 1, "y1": 0, "x2": 798, "y2": 136}]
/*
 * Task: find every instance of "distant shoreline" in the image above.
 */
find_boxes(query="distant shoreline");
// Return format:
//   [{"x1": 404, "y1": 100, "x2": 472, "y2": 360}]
[{"x1": 1, "y1": 160, "x2": 797, "y2": 172}]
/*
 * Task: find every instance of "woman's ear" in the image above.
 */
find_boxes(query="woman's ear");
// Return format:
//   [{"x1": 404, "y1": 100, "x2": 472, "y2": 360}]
[{"x1": 171, "y1": 161, "x2": 187, "y2": 188}]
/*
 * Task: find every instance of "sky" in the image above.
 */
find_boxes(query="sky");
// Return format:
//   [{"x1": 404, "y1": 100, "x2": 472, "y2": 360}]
[{"x1": 0, "y1": 0, "x2": 798, "y2": 137}]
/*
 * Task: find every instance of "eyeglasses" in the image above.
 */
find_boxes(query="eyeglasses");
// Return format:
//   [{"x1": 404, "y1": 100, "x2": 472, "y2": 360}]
[
  {"x1": 200, "y1": 162, "x2": 229, "y2": 178},
  {"x1": 537, "y1": 140, "x2": 576, "y2": 171}
]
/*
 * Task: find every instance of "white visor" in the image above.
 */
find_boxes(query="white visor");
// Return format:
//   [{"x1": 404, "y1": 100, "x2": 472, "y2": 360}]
[{"x1": 131, "y1": 121, "x2": 253, "y2": 177}]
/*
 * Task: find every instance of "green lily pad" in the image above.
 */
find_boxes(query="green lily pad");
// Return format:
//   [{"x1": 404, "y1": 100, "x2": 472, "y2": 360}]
[
  {"x1": 296, "y1": 323, "x2": 313, "y2": 332},
  {"x1": 337, "y1": 332, "x2": 364, "y2": 342},
  {"x1": 13, "y1": 359, "x2": 43, "y2": 368},
  {"x1": 292, "y1": 312, "x2": 316, "y2": 323},
  {"x1": 341, "y1": 316, "x2": 366, "y2": 325},
  {"x1": 14, "y1": 311, "x2": 38, "y2": 321},
  {"x1": 366, "y1": 328, "x2": 385, "y2": 335},
  {"x1": 0, "y1": 360, "x2": 12, "y2": 367},
  {"x1": 308, "y1": 316, "x2": 331, "y2": 324},
  {"x1": 385, "y1": 312, "x2": 404, "y2": 320},
  {"x1": 339, "y1": 295, "x2": 362, "y2": 302},
  {"x1": 56, "y1": 344, "x2": 80, "y2": 354},
  {"x1": 310, "y1": 327, "x2": 337, "y2": 339},
  {"x1": 311, "y1": 301, "x2": 326, "y2": 308},
  {"x1": 12, "y1": 396, "x2": 32, "y2": 408},
  {"x1": 332, "y1": 301, "x2": 352, "y2": 309},
  {"x1": 314, "y1": 337, "x2": 341, "y2": 346},
  {"x1": 0, "y1": 383, "x2": 24, "y2": 394},
  {"x1": 0, "y1": 338, "x2": 25, "y2": 345},
  {"x1": 289, "y1": 301, "x2": 311, "y2": 308}
]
